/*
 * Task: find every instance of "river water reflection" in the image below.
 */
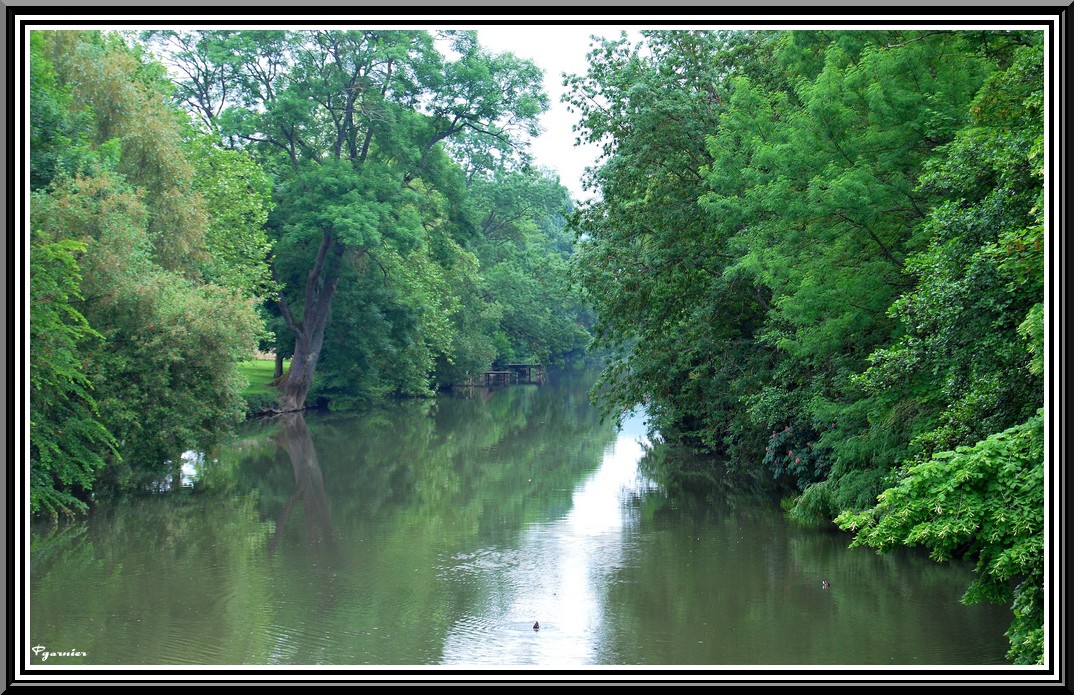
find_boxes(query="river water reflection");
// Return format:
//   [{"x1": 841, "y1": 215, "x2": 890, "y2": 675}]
[{"x1": 29, "y1": 369, "x2": 1012, "y2": 671}]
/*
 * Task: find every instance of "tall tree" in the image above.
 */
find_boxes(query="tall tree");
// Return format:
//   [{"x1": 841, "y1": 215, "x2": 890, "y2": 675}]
[
  {"x1": 708, "y1": 30, "x2": 999, "y2": 515},
  {"x1": 156, "y1": 30, "x2": 547, "y2": 411},
  {"x1": 28, "y1": 31, "x2": 117, "y2": 516},
  {"x1": 857, "y1": 38, "x2": 1045, "y2": 461},
  {"x1": 39, "y1": 31, "x2": 210, "y2": 275},
  {"x1": 567, "y1": 28, "x2": 1045, "y2": 664},
  {"x1": 29, "y1": 233, "x2": 118, "y2": 517}
]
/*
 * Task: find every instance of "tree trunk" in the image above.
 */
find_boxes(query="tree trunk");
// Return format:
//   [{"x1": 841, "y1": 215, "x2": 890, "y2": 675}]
[
  {"x1": 271, "y1": 228, "x2": 348, "y2": 412},
  {"x1": 274, "y1": 351, "x2": 284, "y2": 380},
  {"x1": 276, "y1": 319, "x2": 330, "y2": 412},
  {"x1": 275, "y1": 279, "x2": 336, "y2": 412}
]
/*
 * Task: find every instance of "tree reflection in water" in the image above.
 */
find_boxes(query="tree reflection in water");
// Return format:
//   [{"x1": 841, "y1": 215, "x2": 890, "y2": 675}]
[{"x1": 269, "y1": 412, "x2": 336, "y2": 550}]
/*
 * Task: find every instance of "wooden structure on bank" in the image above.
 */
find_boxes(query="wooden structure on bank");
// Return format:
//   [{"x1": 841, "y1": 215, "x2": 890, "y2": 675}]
[
  {"x1": 456, "y1": 363, "x2": 546, "y2": 389},
  {"x1": 505, "y1": 364, "x2": 544, "y2": 383}
]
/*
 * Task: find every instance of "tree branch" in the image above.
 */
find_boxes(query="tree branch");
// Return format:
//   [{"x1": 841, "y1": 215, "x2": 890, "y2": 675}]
[{"x1": 271, "y1": 260, "x2": 300, "y2": 336}]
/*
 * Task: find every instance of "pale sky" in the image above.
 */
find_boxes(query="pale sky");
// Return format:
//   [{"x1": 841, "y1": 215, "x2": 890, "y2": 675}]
[{"x1": 472, "y1": 26, "x2": 638, "y2": 203}]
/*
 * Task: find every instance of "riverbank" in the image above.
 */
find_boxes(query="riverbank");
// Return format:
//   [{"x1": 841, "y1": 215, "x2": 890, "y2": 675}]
[{"x1": 239, "y1": 358, "x2": 289, "y2": 415}]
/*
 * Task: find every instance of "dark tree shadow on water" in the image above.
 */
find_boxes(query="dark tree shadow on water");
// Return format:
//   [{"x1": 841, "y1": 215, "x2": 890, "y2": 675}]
[{"x1": 268, "y1": 412, "x2": 337, "y2": 552}]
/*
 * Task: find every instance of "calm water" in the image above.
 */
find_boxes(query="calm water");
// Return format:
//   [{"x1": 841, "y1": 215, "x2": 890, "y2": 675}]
[{"x1": 28, "y1": 369, "x2": 1013, "y2": 671}]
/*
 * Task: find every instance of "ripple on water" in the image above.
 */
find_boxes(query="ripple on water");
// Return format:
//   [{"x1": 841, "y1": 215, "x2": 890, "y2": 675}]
[
  {"x1": 439, "y1": 547, "x2": 524, "y2": 577},
  {"x1": 441, "y1": 614, "x2": 551, "y2": 666},
  {"x1": 157, "y1": 621, "x2": 223, "y2": 664}
]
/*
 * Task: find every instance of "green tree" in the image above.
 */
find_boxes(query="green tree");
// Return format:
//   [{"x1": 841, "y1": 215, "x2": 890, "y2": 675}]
[
  {"x1": 28, "y1": 32, "x2": 101, "y2": 191},
  {"x1": 566, "y1": 30, "x2": 780, "y2": 457},
  {"x1": 709, "y1": 31, "x2": 998, "y2": 514},
  {"x1": 30, "y1": 30, "x2": 267, "y2": 497},
  {"x1": 569, "y1": 30, "x2": 1030, "y2": 509},
  {"x1": 39, "y1": 30, "x2": 210, "y2": 275},
  {"x1": 858, "y1": 40, "x2": 1045, "y2": 462},
  {"x1": 467, "y1": 167, "x2": 589, "y2": 371},
  {"x1": 28, "y1": 31, "x2": 117, "y2": 515},
  {"x1": 157, "y1": 30, "x2": 548, "y2": 411},
  {"x1": 185, "y1": 132, "x2": 276, "y2": 299},
  {"x1": 836, "y1": 413, "x2": 1044, "y2": 664},
  {"x1": 29, "y1": 234, "x2": 118, "y2": 517},
  {"x1": 307, "y1": 158, "x2": 589, "y2": 405},
  {"x1": 567, "y1": 28, "x2": 1046, "y2": 665},
  {"x1": 838, "y1": 38, "x2": 1046, "y2": 666},
  {"x1": 31, "y1": 172, "x2": 263, "y2": 488}
]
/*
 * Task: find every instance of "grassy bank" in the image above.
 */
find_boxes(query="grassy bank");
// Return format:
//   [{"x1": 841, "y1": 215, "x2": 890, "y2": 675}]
[{"x1": 238, "y1": 358, "x2": 288, "y2": 414}]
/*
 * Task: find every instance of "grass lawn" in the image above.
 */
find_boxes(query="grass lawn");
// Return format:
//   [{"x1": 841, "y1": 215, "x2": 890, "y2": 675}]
[{"x1": 238, "y1": 358, "x2": 289, "y2": 397}]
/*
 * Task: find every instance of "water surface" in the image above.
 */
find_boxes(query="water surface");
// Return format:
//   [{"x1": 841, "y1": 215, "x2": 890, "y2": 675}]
[{"x1": 29, "y1": 370, "x2": 1013, "y2": 670}]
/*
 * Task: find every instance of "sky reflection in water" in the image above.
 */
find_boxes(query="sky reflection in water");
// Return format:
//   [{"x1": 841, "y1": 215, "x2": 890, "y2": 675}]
[{"x1": 440, "y1": 410, "x2": 656, "y2": 667}]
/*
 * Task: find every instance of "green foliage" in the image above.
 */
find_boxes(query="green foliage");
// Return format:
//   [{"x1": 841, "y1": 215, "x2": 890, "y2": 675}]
[
  {"x1": 706, "y1": 31, "x2": 996, "y2": 489},
  {"x1": 185, "y1": 132, "x2": 276, "y2": 298},
  {"x1": 32, "y1": 172, "x2": 262, "y2": 490},
  {"x1": 39, "y1": 30, "x2": 211, "y2": 274},
  {"x1": 467, "y1": 167, "x2": 590, "y2": 372},
  {"x1": 29, "y1": 29, "x2": 269, "y2": 509},
  {"x1": 28, "y1": 32, "x2": 103, "y2": 190},
  {"x1": 569, "y1": 29, "x2": 1047, "y2": 665},
  {"x1": 834, "y1": 41, "x2": 1047, "y2": 663},
  {"x1": 570, "y1": 27, "x2": 1043, "y2": 485},
  {"x1": 762, "y1": 421, "x2": 833, "y2": 491},
  {"x1": 567, "y1": 30, "x2": 777, "y2": 459},
  {"x1": 425, "y1": 32, "x2": 549, "y2": 173},
  {"x1": 29, "y1": 233, "x2": 118, "y2": 517},
  {"x1": 1019, "y1": 303, "x2": 1044, "y2": 378},
  {"x1": 859, "y1": 40, "x2": 1044, "y2": 461},
  {"x1": 29, "y1": 27, "x2": 590, "y2": 512},
  {"x1": 836, "y1": 413, "x2": 1044, "y2": 664},
  {"x1": 151, "y1": 29, "x2": 575, "y2": 410}
]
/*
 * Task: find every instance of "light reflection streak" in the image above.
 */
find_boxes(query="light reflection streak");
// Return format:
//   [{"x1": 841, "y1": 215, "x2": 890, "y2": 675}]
[{"x1": 440, "y1": 410, "x2": 658, "y2": 666}]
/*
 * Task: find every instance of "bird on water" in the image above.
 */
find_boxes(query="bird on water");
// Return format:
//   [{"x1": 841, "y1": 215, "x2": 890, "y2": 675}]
[{"x1": 821, "y1": 579, "x2": 831, "y2": 589}]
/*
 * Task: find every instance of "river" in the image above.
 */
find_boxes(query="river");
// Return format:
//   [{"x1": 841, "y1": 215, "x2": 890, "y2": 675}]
[{"x1": 28, "y1": 368, "x2": 1013, "y2": 673}]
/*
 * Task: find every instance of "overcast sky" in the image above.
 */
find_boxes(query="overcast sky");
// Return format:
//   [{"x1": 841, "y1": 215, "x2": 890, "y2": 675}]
[{"x1": 471, "y1": 26, "x2": 638, "y2": 203}]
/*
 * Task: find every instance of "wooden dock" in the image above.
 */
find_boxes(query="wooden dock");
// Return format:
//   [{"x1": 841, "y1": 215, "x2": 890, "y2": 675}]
[
  {"x1": 485, "y1": 370, "x2": 515, "y2": 386},
  {"x1": 455, "y1": 364, "x2": 546, "y2": 390},
  {"x1": 504, "y1": 363, "x2": 544, "y2": 383}
]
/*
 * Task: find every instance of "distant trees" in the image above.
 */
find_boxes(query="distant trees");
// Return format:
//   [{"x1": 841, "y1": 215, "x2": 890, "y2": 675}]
[{"x1": 567, "y1": 29, "x2": 1045, "y2": 663}]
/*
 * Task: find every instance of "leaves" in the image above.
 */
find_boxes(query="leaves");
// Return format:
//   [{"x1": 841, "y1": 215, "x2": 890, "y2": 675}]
[
  {"x1": 32, "y1": 171, "x2": 263, "y2": 488},
  {"x1": 185, "y1": 133, "x2": 275, "y2": 298},
  {"x1": 29, "y1": 233, "x2": 117, "y2": 517},
  {"x1": 39, "y1": 30, "x2": 211, "y2": 274},
  {"x1": 570, "y1": 29, "x2": 1046, "y2": 664},
  {"x1": 29, "y1": 29, "x2": 270, "y2": 507},
  {"x1": 836, "y1": 413, "x2": 1044, "y2": 664}
]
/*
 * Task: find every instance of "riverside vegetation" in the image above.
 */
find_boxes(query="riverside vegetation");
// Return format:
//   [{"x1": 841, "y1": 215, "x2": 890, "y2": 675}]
[{"x1": 28, "y1": 28, "x2": 1046, "y2": 664}]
